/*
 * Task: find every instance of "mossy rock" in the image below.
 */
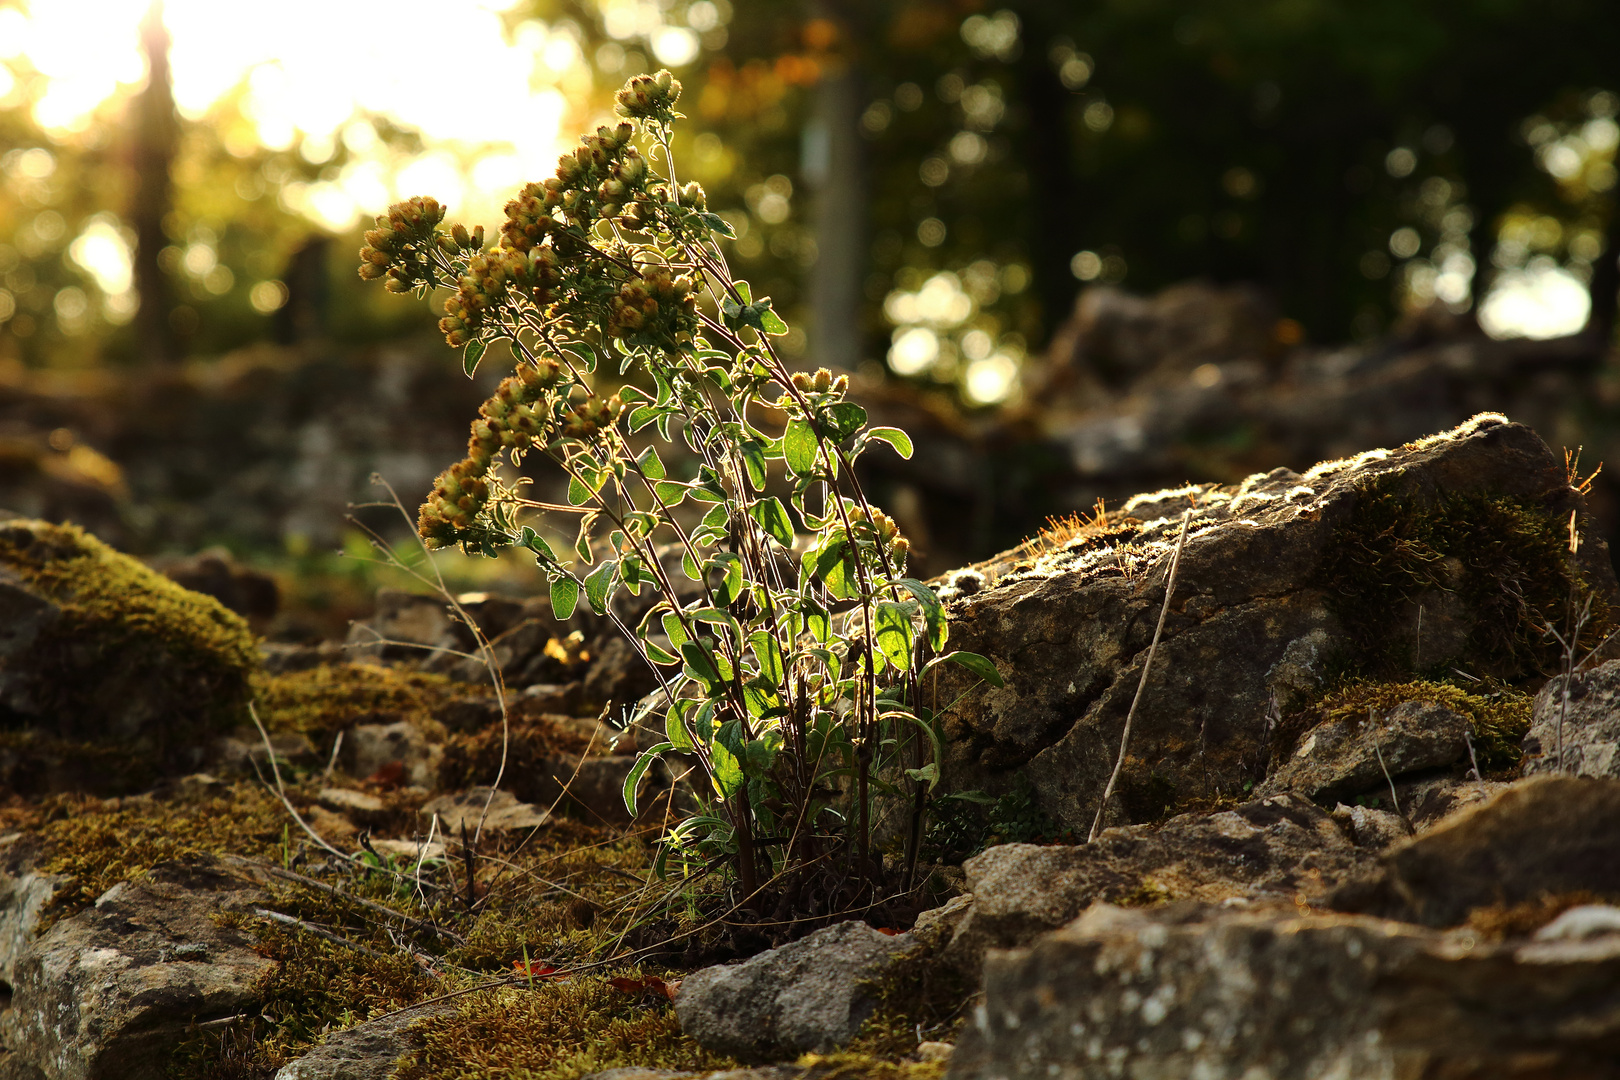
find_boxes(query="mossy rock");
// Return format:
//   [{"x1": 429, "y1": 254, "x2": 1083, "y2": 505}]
[{"x1": 0, "y1": 519, "x2": 256, "y2": 792}]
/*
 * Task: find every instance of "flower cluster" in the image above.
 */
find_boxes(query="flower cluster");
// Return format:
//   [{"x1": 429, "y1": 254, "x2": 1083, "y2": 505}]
[
  {"x1": 357, "y1": 197, "x2": 447, "y2": 293},
  {"x1": 439, "y1": 248, "x2": 564, "y2": 347},
  {"x1": 614, "y1": 70, "x2": 682, "y2": 124},
  {"x1": 560, "y1": 392, "x2": 623, "y2": 439},
  {"x1": 608, "y1": 265, "x2": 698, "y2": 342},
  {"x1": 851, "y1": 506, "x2": 911, "y2": 561},
  {"x1": 417, "y1": 358, "x2": 564, "y2": 546}
]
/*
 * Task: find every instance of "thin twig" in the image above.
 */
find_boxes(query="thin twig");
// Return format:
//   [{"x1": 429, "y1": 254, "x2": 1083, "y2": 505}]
[
  {"x1": 1372, "y1": 708, "x2": 1414, "y2": 835},
  {"x1": 1089, "y1": 511, "x2": 1192, "y2": 843}
]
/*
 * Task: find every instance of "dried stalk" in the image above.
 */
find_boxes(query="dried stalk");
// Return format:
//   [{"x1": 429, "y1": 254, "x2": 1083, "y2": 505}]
[{"x1": 1089, "y1": 510, "x2": 1192, "y2": 843}]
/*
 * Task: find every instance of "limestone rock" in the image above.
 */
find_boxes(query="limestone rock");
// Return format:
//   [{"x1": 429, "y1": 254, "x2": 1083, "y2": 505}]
[
  {"x1": 1331, "y1": 802, "x2": 1410, "y2": 849},
  {"x1": 0, "y1": 857, "x2": 273, "y2": 1080},
  {"x1": 943, "y1": 792, "x2": 1368, "y2": 975},
  {"x1": 1332, "y1": 775, "x2": 1620, "y2": 927},
  {"x1": 342, "y1": 720, "x2": 441, "y2": 788},
  {"x1": 0, "y1": 519, "x2": 257, "y2": 793},
  {"x1": 273, "y1": 1001, "x2": 457, "y2": 1080},
  {"x1": 156, "y1": 546, "x2": 279, "y2": 625},
  {"x1": 419, "y1": 787, "x2": 550, "y2": 833},
  {"x1": 1525, "y1": 658, "x2": 1620, "y2": 777},
  {"x1": 346, "y1": 589, "x2": 463, "y2": 663},
  {"x1": 0, "y1": 834, "x2": 57, "y2": 984},
  {"x1": 930, "y1": 416, "x2": 1615, "y2": 831},
  {"x1": 317, "y1": 787, "x2": 390, "y2": 828},
  {"x1": 947, "y1": 901, "x2": 1620, "y2": 1079},
  {"x1": 674, "y1": 920, "x2": 919, "y2": 1063},
  {"x1": 1259, "y1": 698, "x2": 1470, "y2": 803}
]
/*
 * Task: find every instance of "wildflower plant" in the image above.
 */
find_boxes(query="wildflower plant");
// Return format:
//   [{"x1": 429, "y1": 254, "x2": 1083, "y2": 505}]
[{"x1": 359, "y1": 71, "x2": 999, "y2": 905}]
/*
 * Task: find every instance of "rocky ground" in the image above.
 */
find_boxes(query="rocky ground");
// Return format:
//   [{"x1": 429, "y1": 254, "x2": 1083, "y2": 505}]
[{"x1": 3, "y1": 413, "x2": 1620, "y2": 1079}]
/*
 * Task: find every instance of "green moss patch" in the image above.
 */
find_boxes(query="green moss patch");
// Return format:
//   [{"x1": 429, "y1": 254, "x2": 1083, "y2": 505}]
[
  {"x1": 252, "y1": 664, "x2": 462, "y2": 742},
  {"x1": 1320, "y1": 482, "x2": 1605, "y2": 682},
  {"x1": 0, "y1": 521, "x2": 257, "y2": 785},
  {"x1": 32, "y1": 783, "x2": 285, "y2": 930},
  {"x1": 393, "y1": 973, "x2": 732, "y2": 1080},
  {"x1": 1279, "y1": 679, "x2": 1532, "y2": 776}
]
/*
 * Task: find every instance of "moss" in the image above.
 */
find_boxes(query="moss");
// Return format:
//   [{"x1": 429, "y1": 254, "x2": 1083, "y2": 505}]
[
  {"x1": 0, "y1": 520, "x2": 257, "y2": 785},
  {"x1": 842, "y1": 935, "x2": 973, "y2": 1068},
  {"x1": 391, "y1": 974, "x2": 733, "y2": 1080},
  {"x1": 252, "y1": 664, "x2": 462, "y2": 742},
  {"x1": 438, "y1": 713, "x2": 595, "y2": 805},
  {"x1": 796, "y1": 1053, "x2": 947, "y2": 1079},
  {"x1": 1464, "y1": 890, "x2": 1610, "y2": 941},
  {"x1": 1319, "y1": 482, "x2": 1606, "y2": 683},
  {"x1": 1281, "y1": 679, "x2": 1532, "y2": 776},
  {"x1": 33, "y1": 783, "x2": 286, "y2": 931}
]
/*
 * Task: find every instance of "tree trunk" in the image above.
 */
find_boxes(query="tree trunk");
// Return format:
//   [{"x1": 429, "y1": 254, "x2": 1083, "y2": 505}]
[
  {"x1": 804, "y1": 13, "x2": 866, "y2": 372},
  {"x1": 130, "y1": 0, "x2": 180, "y2": 365}
]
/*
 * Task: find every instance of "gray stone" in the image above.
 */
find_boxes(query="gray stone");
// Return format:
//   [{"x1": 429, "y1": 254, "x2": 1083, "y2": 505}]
[
  {"x1": 274, "y1": 1001, "x2": 457, "y2": 1080},
  {"x1": 943, "y1": 792, "x2": 1368, "y2": 976},
  {"x1": 346, "y1": 589, "x2": 464, "y2": 664},
  {"x1": 1331, "y1": 802, "x2": 1410, "y2": 849},
  {"x1": 674, "y1": 920, "x2": 919, "y2": 1063},
  {"x1": 317, "y1": 787, "x2": 390, "y2": 828},
  {"x1": 928, "y1": 416, "x2": 1617, "y2": 833},
  {"x1": 0, "y1": 835, "x2": 57, "y2": 984},
  {"x1": 1332, "y1": 775, "x2": 1620, "y2": 927},
  {"x1": 0, "y1": 857, "x2": 272, "y2": 1080},
  {"x1": 1260, "y1": 698, "x2": 1470, "y2": 803},
  {"x1": 947, "y1": 901, "x2": 1620, "y2": 1080},
  {"x1": 1525, "y1": 657, "x2": 1620, "y2": 777},
  {"x1": 419, "y1": 787, "x2": 551, "y2": 833},
  {"x1": 1535, "y1": 904, "x2": 1620, "y2": 942},
  {"x1": 342, "y1": 720, "x2": 441, "y2": 788}
]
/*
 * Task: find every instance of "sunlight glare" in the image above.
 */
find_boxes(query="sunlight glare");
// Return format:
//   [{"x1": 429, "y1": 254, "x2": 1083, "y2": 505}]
[
  {"x1": 15, "y1": 0, "x2": 580, "y2": 228},
  {"x1": 1478, "y1": 262, "x2": 1592, "y2": 340}
]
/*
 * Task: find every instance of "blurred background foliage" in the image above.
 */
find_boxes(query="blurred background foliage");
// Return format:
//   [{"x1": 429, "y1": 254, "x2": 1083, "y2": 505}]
[{"x1": 2, "y1": 0, "x2": 1617, "y2": 406}]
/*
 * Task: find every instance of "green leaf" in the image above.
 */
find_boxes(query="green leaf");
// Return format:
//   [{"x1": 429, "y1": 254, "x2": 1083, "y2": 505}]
[
  {"x1": 904, "y1": 762, "x2": 940, "y2": 789},
  {"x1": 617, "y1": 385, "x2": 650, "y2": 405},
  {"x1": 621, "y1": 554, "x2": 643, "y2": 595},
  {"x1": 584, "y1": 559, "x2": 618, "y2": 614},
  {"x1": 749, "y1": 497, "x2": 794, "y2": 547},
  {"x1": 822, "y1": 402, "x2": 868, "y2": 441},
  {"x1": 811, "y1": 537, "x2": 857, "y2": 601},
  {"x1": 575, "y1": 512, "x2": 596, "y2": 563},
  {"x1": 930, "y1": 650, "x2": 1005, "y2": 687},
  {"x1": 743, "y1": 677, "x2": 780, "y2": 718},
  {"x1": 654, "y1": 480, "x2": 687, "y2": 506},
  {"x1": 635, "y1": 444, "x2": 667, "y2": 481},
  {"x1": 520, "y1": 527, "x2": 556, "y2": 564},
  {"x1": 783, "y1": 419, "x2": 818, "y2": 476},
  {"x1": 865, "y1": 426, "x2": 914, "y2": 460},
  {"x1": 629, "y1": 404, "x2": 660, "y2": 433},
  {"x1": 700, "y1": 211, "x2": 735, "y2": 238},
  {"x1": 802, "y1": 597, "x2": 831, "y2": 644},
  {"x1": 749, "y1": 630, "x2": 785, "y2": 683},
  {"x1": 701, "y1": 504, "x2": 729, "y2": 531},
  {"x1": 461, "y1": 339, "x2": 486, "y2": 378},
  {"x1": 665, "y1": 701, "x2": 695, "y2": 751},
  {"x1": 710, "y1": 738, "x2": 744, "y2": 799},
  {"x1": 681, "y1": 546, "x2": 701, "y2": 580},
  {"x1": 622, "y1": 743, "x2": 672, "y2": 818},
  {"x1": 642, "y1": 637, "x2": 678, "y2": 665},
  {"x1": 734, "y1": 280, "x2": 753, "y2": 304},
  {"x1": 561, "y1": 343, "x2": 598, "y2": 373},
  {"x1": 681, "y1": 639, "x2": 724, "y2": 690},
  {"x1": 567, "y1": 473, "x2": 592, "y2": 506},
  {"x1": 873, "y1": 601, "x2": 915, "y2": 671},
  {"x1": 662, "y1": 612, "x2": 690, "y2": 651},
  {"x1": 758, "y1": 307, "x2": 789, "y2": 335},
  {"x1": 689, "y1": 606, "x2": 743, "y2": 643},
  {"x1": 740, "y1": 438, "x2": 768, "y2": 490},
  {"x1": 708, "y1": 551, "x2": 744, "y2": 605},
  {"x1": 550, "y1": 576, "x2": 579, "y2": 620},
  {"x1": 898, "y1": 578, "x2": 948, "y2": 651}
]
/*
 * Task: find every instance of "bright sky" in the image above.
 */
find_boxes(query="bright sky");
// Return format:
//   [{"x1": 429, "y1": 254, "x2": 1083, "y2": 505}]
[{"x1": 0, "y1": 0, "x2": 703, "y2": 230}]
